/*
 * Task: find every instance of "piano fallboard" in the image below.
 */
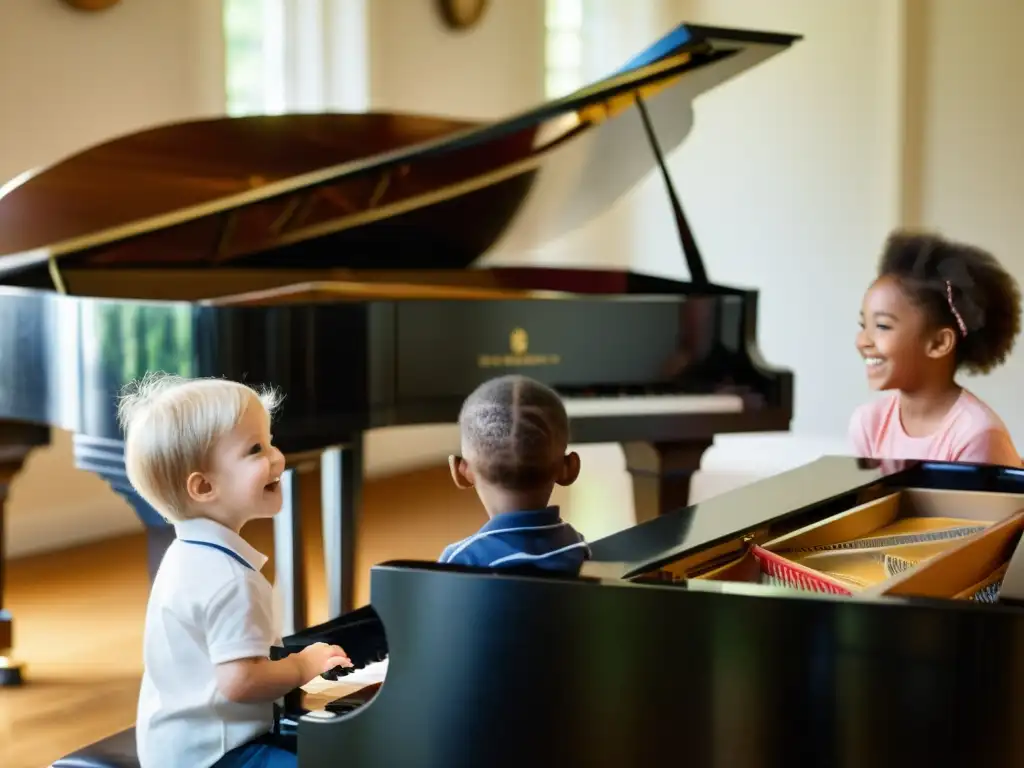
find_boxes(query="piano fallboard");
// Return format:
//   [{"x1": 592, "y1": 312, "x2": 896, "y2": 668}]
[{"x1": 0, "y1": 264, "x2": 788, "y2": 450}]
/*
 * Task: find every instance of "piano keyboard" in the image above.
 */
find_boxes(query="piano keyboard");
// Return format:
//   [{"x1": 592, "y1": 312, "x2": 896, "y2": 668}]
[
  {"x1": 282, "y1": 659, "x2": 390, "y2": 727},
  {"x1": 302, "y1": 659, "x2": 388, "y2": 699},
  {"x1": 561, "y1": 393, "x2": 745, "y2": 418}
]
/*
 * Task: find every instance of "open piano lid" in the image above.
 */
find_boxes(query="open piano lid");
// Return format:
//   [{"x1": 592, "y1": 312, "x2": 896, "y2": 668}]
[
  {"x1": 0, "y1": 23, "x2": 800, "y2": 289},
  {"x1": 586, "y1": 456, "x2": 904, "y2": 579}
]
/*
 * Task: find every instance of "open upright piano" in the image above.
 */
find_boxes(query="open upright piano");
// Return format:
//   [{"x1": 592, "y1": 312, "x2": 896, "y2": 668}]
[
  {"x1": 0, "y1": 22, "x2": 799, "y2": 675},
  {"x1": 278, "y1": 456, "x2": 1024, "y2": 767}
]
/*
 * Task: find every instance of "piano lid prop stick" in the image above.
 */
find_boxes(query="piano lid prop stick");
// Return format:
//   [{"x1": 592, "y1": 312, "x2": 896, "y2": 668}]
[{"x1": 634, "y1": 93, "x2": 708, "y2": 286}]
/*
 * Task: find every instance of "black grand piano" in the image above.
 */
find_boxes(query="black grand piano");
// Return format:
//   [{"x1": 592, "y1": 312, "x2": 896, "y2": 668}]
[
  {"x1": 274, "y1": 456, "x2": 1024, "y2": 767},
  {"x1": 0, "y1": 22, "x2": 799, "y2": 677}
]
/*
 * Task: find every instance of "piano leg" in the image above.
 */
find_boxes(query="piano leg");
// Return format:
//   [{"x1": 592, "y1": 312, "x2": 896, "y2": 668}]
[
  {"x1": 265, "y1": 441, "x2": 361, "y2": 634},
  {"x1": 320, "y1": 440, "x2": 362, "y2": 618},
  {"x1": 0, "y1": 422, "x2": 51, "y2": 687},
  {"x1": 622, "y1": 439, "x2": 714, "y2": 524},
  {"x1": 72, "y1": 434, "x2": 176, "y2": 579},
  {"x1": 274, "y1": 467, "x2": 307, "y2": 636}
]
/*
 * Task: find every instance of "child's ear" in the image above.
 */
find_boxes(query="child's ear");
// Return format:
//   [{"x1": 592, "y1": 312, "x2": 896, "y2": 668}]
[
  {"x1": 449, "y1": 455, "x2": 474, "y2": 490},
  {"x1": 186, "y1": 471, "x2": 217, "y2": 504},
  {"x1": 926, "y1": 326, "x2": 957, "y2": 359},
  {"x1": 555, "y1": 452, "x2": 581, "y2": 487}
]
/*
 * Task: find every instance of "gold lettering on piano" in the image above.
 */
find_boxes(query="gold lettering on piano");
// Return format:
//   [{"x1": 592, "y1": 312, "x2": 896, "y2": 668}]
[
  {"x1": 510, "y1": 327, "x2": 528, "y2": 355},
  {"x1": 477, "y1": 327, "x2": 561, "y2": 368}
]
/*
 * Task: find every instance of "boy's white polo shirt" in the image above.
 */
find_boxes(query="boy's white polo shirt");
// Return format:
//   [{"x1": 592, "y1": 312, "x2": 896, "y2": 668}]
[{"x1": 136, "y1": 517, "x2": 280, "y2": 768}]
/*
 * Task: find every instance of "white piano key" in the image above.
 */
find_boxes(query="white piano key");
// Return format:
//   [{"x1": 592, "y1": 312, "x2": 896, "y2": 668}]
[{"x1": 561, "y1": 393, "x2": 745, "y2": 418}]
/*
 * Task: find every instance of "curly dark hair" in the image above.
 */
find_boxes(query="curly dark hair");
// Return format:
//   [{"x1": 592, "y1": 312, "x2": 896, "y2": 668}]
[
  {"x1": 878, "y1": 230, "x2": 1021, "y2": 374},
  {"x1": 458, "y1": 375, "x2": 569, "y2": 491}
]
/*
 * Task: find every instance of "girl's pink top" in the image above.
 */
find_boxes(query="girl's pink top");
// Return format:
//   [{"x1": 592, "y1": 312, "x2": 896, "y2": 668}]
[{"x1": 848, "y1": 389, "x2": 1021, "y2": 467}]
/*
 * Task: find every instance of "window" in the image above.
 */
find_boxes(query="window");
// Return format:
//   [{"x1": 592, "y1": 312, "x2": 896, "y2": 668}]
[
  {"x1": 544, "y1": 0, "x2": 584, "y2": 99},
  {"x1": 222, "y1": 0, "x2": 286, "y2": 116},
  {"x1": 225, "y1": 1, "x2": 583, "y2": 110}
]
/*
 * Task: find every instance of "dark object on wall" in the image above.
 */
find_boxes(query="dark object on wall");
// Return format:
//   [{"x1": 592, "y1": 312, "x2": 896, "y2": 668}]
[
  {"x1": 437, "y1": 0, "x2": 489, "y2": 30},
  {"x1": 61, "y1": 0, "x2": 122, "y2": 11}
]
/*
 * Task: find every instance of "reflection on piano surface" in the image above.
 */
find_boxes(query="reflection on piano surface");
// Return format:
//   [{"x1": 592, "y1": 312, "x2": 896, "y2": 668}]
[
  {"x1": 0, "y1": 22, "x2": 800, "y2": 672},
  {"x1": 284, "y1": 457, "x2": 1024, "y2": 767}
]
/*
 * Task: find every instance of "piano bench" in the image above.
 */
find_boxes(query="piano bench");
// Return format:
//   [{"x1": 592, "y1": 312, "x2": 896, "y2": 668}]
[{"x1": 50, "y1": 727, "x2": 138, "y2": 768}]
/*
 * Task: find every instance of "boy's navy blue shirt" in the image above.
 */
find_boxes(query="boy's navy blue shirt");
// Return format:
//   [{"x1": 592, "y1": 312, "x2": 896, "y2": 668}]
[{"x1": 439, "y1": 506, "x2": 590, "y2": 574}]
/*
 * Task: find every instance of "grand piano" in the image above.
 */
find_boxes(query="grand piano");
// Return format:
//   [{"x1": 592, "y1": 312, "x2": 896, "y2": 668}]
[
  {"x1": 277, "y1": 456, "x2": 1024, "y2": 767},
  {"x1": 0, "y1": 22, "x2": 799, "y2": 679}
]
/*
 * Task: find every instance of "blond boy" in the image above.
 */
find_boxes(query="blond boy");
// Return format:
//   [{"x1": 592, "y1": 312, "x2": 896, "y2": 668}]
[{"x1": 119, "y1": 373, "x2": 350, "y2": 768}]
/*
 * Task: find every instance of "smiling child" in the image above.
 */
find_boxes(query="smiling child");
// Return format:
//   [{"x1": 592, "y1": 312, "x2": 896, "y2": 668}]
[
  {"x1": 119, "y1": 373, "x2": 352, "y2": 768},
  {"x1": 850, "y1": 230, "x2": 1021, "y2": 466}
]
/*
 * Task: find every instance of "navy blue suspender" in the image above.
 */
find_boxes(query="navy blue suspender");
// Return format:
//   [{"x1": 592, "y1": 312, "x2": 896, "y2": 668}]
[{"x1": 179, "y1": 539, "x2": 255, "y2": 571}]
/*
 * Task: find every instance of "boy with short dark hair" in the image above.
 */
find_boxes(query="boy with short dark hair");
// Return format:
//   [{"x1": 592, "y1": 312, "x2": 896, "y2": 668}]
[{"x1": 442, "y1": 374, "x2": 590, "y2": 572}]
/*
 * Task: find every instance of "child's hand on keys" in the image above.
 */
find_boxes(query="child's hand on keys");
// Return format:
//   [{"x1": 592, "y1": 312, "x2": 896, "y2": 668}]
[{"x1": 296, "y1": 642, "x2": 352, "y2": 682}]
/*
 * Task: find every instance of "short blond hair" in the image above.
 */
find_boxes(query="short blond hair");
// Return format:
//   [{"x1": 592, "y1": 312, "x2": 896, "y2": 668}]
[{"x1": 117, "y1": 372, "x2": 282, "y2": 523}]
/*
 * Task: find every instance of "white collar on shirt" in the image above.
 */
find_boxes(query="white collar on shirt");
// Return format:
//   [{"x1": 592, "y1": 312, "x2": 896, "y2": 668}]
[{"x1": 173, "y1": 517, "x2": 269, "y2": 572}]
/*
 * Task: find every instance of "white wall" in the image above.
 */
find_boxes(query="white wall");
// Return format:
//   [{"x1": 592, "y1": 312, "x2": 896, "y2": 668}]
[
  {"x1": 368, "y1": 0, "x2": 545, "y2": 119},
  {"x1": 0, "y1": 0, "x2": 225, "y2": 556},
  {"x1": 908, "y1": 0, "x2": 1024, "y2": 437}
]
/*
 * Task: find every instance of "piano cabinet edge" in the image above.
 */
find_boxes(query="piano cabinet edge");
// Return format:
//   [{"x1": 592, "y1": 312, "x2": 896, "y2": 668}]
[
  {"x1": 53, "y1": 266, "x2": 728, "y2": 303},
  {"x1": 636, "y1": 482, "x2": 1024, "y2": 607},
  {"x1": 0, "y1": 420, "x2": 51, "y2": 686},
  {"x1": 293, "y1": 559, "x2": 1024, "y2": 768}
]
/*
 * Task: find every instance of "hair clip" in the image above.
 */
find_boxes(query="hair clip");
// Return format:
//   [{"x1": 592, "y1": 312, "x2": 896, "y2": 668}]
[{"x1": 946, "y1": 280, "x2": 968, "y2": 337}]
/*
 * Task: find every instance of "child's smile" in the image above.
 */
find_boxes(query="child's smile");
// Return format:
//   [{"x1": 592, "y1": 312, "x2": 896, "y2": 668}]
[
  {"x1": 857, "y1": 276, "x2": 914, "y2": 391},
  {"x1": 856, "y1": 274, "x2": 960, "y2": 395},
  {"x1": 863, "y1": 354, "x2": 887, "y2": 379}
]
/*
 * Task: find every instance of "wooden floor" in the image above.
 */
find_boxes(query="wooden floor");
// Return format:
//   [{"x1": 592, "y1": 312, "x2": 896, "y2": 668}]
[{"x1": 0, "y1": 464, "x2": 500, "y2": 768}]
